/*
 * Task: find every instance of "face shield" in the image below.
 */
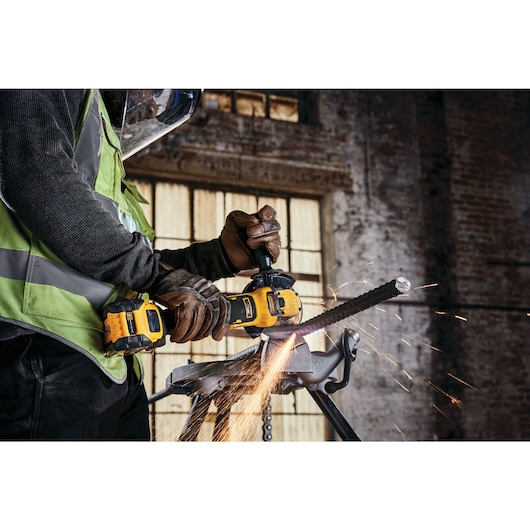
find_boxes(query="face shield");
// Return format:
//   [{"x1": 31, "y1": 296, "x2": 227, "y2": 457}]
[{"x1": 115, "y1": 89, "x2": 202, "y2": 160}]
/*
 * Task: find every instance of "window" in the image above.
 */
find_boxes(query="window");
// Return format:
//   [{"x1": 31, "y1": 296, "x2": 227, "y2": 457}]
[
  {"x1": 202, "y1": 90, "x2": 316, "y2": 124},
  {"x1": 130, "y1": 179, "x2": 327, "y2": 441}
]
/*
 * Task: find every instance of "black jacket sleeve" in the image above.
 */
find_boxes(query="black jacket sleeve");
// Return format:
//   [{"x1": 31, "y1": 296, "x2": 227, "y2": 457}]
[
  {"x1": 0, "y1": 90, "x2": 236, "y2": 294},
  {"x1": 156, "y1": 239, "x2": 235, "y2": 282}
]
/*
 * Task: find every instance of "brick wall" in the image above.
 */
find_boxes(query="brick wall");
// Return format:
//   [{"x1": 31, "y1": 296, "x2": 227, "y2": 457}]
[
  {"x1": 442, "y1": 91, "x2": 530, "y2": 440},
  {"x1": 320, "y1": 91, "x2": 440, "y2": 440},
  {"x1": 322, "y1": 90, "x2": 530, "y2": 440}
]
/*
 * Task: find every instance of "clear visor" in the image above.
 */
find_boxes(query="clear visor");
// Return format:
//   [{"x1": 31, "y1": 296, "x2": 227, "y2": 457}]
[{"x1": 117, "y1": 89, "x2": 202, "y2": 160}]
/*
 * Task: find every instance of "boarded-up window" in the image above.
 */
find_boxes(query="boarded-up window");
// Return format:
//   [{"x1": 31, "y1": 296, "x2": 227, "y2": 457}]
[{"x1": 202, "y1": 90, "x2": 316, "y2": 124}]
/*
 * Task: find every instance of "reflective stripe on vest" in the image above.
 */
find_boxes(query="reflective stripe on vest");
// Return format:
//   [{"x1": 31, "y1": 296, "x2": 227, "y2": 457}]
[
  {"x1": 75, "y1": 87, "x2": 102, "y2": 189},
  {"x1": 0, "y1": 248, "x2": 113, "y2": 310}
]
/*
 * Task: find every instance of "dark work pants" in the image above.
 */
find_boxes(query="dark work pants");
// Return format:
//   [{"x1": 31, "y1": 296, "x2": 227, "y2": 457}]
[{"x1": 0, "y1": 334, "x2": 150, "y2": 440}]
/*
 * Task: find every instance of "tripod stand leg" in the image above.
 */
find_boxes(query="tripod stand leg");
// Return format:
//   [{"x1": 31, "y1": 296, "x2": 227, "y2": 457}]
[
  {"x1": 308, "y1": 389, "x2": 361, "y2": 441},
  {"x1": 179, "y1": 395, "x2": 211, "y2": 441}
]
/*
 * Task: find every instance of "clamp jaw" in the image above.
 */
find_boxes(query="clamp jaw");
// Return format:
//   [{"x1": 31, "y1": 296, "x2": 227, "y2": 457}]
[
  {"x1": 266, "y1": 328, "x2": 360, "y2": 395},
  {"x1": 151, "y1": 328, "x2": 359, "y2": 400}
]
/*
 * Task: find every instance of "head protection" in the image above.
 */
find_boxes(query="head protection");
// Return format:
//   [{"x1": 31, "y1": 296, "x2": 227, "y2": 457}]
[{"x1": 115, "y1": 89, "x2": 202, "y2": 160}]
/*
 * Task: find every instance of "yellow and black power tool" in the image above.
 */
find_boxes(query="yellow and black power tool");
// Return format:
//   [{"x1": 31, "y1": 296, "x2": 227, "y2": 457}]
[{"x1": 103, "y1": 250, "x2": 302, "y2": 357}]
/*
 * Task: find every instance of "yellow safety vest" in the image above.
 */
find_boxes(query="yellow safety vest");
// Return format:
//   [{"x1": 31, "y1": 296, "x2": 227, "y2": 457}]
[{"x1": 0, "y1": 90, "x2": 155, "y2": 383}]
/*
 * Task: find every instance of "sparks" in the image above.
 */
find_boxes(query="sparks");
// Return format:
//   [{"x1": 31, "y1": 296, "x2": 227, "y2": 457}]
[
  {"x1": 355, "y1": 279, "x2": 372, "y2": 287},
  {"x1": 392, "y1": 422, "x2": 407, "y2": 441},
  {"x1": 414, "y1": 283, "x2": 439, "y2": 290},
  {"x1": 454, "y1": 315, "x2": 468, "y2": 321},
  {"x1": 400, "y1": 338, "x2": 413, "y2": 349},
  {"x1": 370, "y1": 344, "x2": 398, "y2": 366},
  {"x1": 402, "y1": 369, "x2": 413, "y2": 380},
  {"x1": 427, "y1": 381, "x2": 462, "y2": 407},
  {"x1": 447, "y1": 372, "x2": 480, "y2": 392},
  {"x1": 384, "y1": 370, "x2": 410, "y2": 392},
  {"x1": 325, "y1": 330, "x2": 335, "y2": 343},
  {"x1": 360, "y1": 328, "x2": 376, "y2": 341},
  {"x1": 392, "y1": 421, "x2": 407, "y2": 440},
  {"x1": 217, "y1": 333, "x2": 297, "y2": 442},
  {"x1": 420, "y1": 341, "x2": 443, "y2": 353},
  {"x1": 327, "y1": 286, "x2": 338, "y2": 303},
  {"x1": 400, "y1": 333, "x2": 444, "y2": 353},
  {"x1": 432, "y1": 403, "x2": 456, "y2": 425},
  {"x1": 326, "y1": 281, "x2": 350, "y2": 302}
]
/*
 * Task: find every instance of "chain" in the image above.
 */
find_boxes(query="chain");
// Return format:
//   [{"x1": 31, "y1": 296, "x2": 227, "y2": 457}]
[{"x1": 262, "y1": 394, "x2": 272, "y2": 441}]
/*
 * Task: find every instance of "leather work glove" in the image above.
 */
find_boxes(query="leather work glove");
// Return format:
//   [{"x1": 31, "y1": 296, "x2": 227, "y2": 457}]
[
  {"x1": 150, "y1": 264, "x2": 230, "y2": 343},
  {"x1": 220, "y1": 204, "x2": 281, "y2": 272}
]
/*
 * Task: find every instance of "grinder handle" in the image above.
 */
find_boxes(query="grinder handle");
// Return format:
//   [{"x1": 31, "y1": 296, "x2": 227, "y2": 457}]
[{"x1": 253, "y1": 247, "x2": 273, "y2": 271}]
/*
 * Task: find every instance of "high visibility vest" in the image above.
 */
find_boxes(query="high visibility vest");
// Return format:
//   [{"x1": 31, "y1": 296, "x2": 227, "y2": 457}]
[{"x1": 0, "y1": 90, "x2": 155, "y2": 383}]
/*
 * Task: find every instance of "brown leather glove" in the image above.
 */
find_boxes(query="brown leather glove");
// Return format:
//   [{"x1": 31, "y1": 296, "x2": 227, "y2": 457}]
[
  {"x1": 150, "y1": 265, "x2": 230, "y2": 343},
  {"x1": 220, "y1": 204, "x2": 281, "y2": 271}
]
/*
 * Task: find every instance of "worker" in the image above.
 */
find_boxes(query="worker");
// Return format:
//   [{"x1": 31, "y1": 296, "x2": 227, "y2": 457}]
[{"x1": 0, "y1": 89, "x2": 281, "y2": 440}]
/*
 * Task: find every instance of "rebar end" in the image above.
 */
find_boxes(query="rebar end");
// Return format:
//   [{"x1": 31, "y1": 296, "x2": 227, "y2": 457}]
[{"x1": 395, "y1": 277, "x2": 411, "y2": 293}]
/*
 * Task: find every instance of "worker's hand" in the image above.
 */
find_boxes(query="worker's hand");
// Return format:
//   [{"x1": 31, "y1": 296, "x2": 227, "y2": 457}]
[
  {"x1": 220, "y1": 204, "x2": 281, "y2": 271},
  {"x1": 151, "y1": 266, "x2": 230, "y2": 343}
]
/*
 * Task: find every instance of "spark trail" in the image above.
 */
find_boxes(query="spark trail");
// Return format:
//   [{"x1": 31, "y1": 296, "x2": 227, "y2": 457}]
[{"x1": 215, "y1": 334, "x2": 297, "y2": 442}]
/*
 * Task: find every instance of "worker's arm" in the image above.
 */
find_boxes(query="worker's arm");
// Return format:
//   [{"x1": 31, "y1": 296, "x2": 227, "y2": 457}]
[
  {"x1": 0, "y1": 91, "x2": 281, "y2": 293},
  {"x1": 0, "y1": 90, "x2": 157, "y2": 291},
  {"x1": 157, "y1": 205, "x2": 282, "y2": 279}
]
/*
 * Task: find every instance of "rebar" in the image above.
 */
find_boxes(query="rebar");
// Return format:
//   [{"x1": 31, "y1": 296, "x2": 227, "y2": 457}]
[{"x1": 266, "y1": 277, "x2": 411, "y2": 339}]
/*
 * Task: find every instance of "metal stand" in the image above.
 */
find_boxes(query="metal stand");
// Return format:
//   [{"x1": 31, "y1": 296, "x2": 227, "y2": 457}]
[
  {"x1": 308, "y1": 389, "x2": 361, "y2": 441},
  {"x1": 148, "y1": 277, "x2": 410, "y2": 442}
]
